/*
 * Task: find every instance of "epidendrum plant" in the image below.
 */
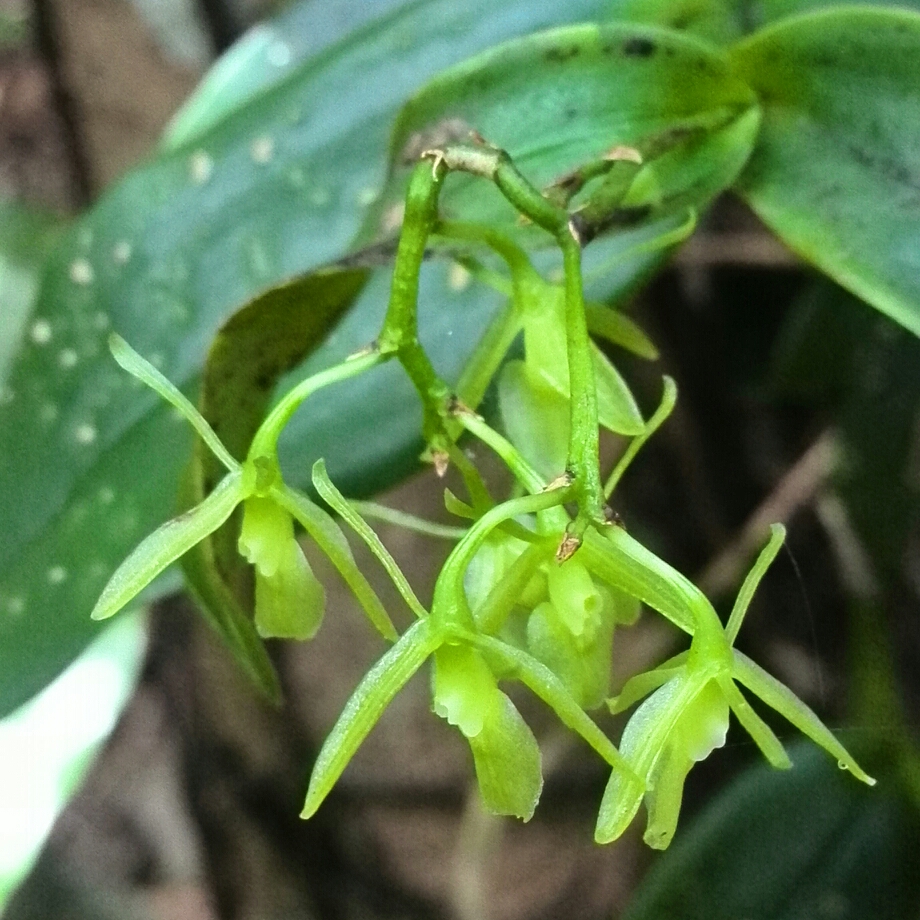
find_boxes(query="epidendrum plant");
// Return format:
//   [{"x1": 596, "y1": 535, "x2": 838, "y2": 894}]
[
  {"x1": 92, "y1": 141, "x2": 872, "y2": 848},
  {"x1": 3, "y1": 0, "x2": 920, "y2": 892}
]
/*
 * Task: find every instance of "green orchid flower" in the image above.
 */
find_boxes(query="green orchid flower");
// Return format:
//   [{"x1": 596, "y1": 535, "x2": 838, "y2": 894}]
[
  {"x1": 300, "y1": 477, "x2": 640, "y2": 824},
  {"x1": 91, "y1": 336, "x2": 397, "y2": 676},
  {"x1": 596, "y1": 523, "x2": 875, "y2": 849},
  {"x1": 526, "y1": 559, "x2": 640, "y2": 711}
]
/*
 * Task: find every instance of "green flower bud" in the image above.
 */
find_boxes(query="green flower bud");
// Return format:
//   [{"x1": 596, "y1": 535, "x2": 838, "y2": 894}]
[
  {"x1": 526, "y1": 599, "x2": 614, "y2": 710},
  {"x1": 546, "y1": 558, "x2": 605, "y2": 639},
  {"x1": 239, "y1": 496, "x2": 325, "y2": 640}
]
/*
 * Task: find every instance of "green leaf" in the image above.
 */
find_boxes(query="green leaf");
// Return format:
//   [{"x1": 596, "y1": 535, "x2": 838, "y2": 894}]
[
  {"x1": 625, "y1": 744, "x2": 920, "y2": 920},
  {"x1": 0, "y1": 202, "x2": 66, "y2": 386},
  {"x1": 732, "y1": 8, "x2": 920, "y2": 337},
  {"x1": 199, "y1": 267, "x2": 370, "y2": 472},
  {"x1": 0, "y1": 0, "x2": 626, "y2": 715},
  {"x1": 758, "y1": 0, "x2": 920, "y2": 23},
  {"x1": 378, "y1": 22, "x2": 758, "y2": 240},
  {"x1": 610, "y1": 0, "x2": 750, "y2": 44}
]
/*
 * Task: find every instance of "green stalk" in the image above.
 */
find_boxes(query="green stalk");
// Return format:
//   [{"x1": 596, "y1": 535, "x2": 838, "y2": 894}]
[
  {"x1": 377, "y1": 160, "x2": 453, "y2": 445},
  {"x1": 249, "y1": 351, "x2": 384, "y2": 460}
]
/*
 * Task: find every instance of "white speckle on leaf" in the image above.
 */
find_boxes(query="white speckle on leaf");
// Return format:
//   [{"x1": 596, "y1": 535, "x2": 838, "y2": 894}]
[
  {"x1": 69, "y1": 258, "x2": 94, "y2": 285},
  {"x1": 74, "y1": 423, "x2": 97, "y2": 445},
  {"x1": 88, "y1": 561, "x2": 108, "y2": 579},
  {"x1": 357, "y1": 186, "x2": 379, "y2": 207},
  {"x1": 448, "y1": 263, "x2": 471, "y2": 292},
  {"x1": 6, "y1": 596, "x2": 25, "y2": 617},
  {"x1": 149, "y1": 352, "x2": 165, "y2": 369},
  {"x1": 250, "y1": 136, "x2": 274, "y2": 164},
  {"x1": 0, "y1": 386, "x2": 13, "y2": 405},
  {"x1": 58, "y1": 348, "x2": 79, "y2": 369},
  {"x1": 99, "y1": 486, "x2": 116, "y2": 504},
  {"x1": 93, "y1": 311, "x2": 110, "y2": 331},
  {"x1": 309, "y1": 186, "x2": 330, "y2": 207},
  {"x1": 190, "y1": 150, "x2": 213, "y2": 184},
  {"x1": 267, "y1": 40, "x2": 291, "y2": 67},
  {"x1": 47, "y1": 566, "x2": 67, "y2": 585},
  {"x1": 287, "y1": 166, "x2": 306, "y2": 188},
  {"x1": 30, "y1": 319, "x2": 52, "y2": 345},
  {"x1": 40, "y1": 402, "x2": 58, "y2": 423},
  {"x1": 113, "y1": 241, "x2": 132, "y2": 264}
]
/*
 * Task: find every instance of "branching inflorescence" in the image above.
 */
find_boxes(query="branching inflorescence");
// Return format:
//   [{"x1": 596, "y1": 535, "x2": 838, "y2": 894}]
[{"x1": 92, "y1": 138, "x2": 873, "y2": 849}]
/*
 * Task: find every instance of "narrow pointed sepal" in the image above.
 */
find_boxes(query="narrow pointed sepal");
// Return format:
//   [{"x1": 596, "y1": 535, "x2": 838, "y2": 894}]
[
  {"x1": 108, "y1": 334, "x2": 237, "y2": 472},
  {"x1": 732, "y1": 650, "x2": 875, "y2": 785},
  {"x1": 275, "y1": 485, "x2": 397, "y2": 641},
  {"x1": 91, "y1": 471, "x2": 244, "y2": 620},
  {"x1": 717, "y1": 673, "x2": 791, "y2": 770},
  {"x1": 301, "y1": 619, "x2": 438, "y2": 819}
]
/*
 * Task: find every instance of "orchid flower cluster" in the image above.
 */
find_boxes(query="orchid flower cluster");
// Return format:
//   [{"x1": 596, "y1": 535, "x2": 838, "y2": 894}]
[{"x1": 92, "y1": 140, "x2": 873, "y2": 849}]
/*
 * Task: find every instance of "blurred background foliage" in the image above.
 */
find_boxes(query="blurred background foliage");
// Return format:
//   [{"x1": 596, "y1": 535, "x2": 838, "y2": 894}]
[{"x1": 1, "y1": 1, "x2": 919, "y2": 918}]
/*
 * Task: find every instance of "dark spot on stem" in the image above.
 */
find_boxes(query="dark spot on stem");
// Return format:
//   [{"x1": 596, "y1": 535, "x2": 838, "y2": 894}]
[{"x1": 623, "y1": 37, "x2": 656, "y2": 58}]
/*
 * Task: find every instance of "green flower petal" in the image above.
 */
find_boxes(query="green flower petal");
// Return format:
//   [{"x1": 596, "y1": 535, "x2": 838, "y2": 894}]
[
  {"x1": 546, "y1": 558, "x2": 604, "y2": 639},
  {"x1": 526, "y1": 599, "x2": 614, "y2": 710},
  {"x1": 469, "y1": 691, "x2": 543, "y2": 820},
  {"x1": 274, "y1": 484, "x2": 397, "y2": 642},
  {"x1": 592, "y1": 344, "x2": 645, "y2": 437},
  {"x1": 433, "y1": 644, "x2": 496, "y2": 739},
  {"x1": 238, "y1": 496, "x2": 292, "y2": 577},
  {"x1": 607, "y1": 652, "x2": 689, "y2": 715},
  {"x1": 253, "y1": 539, "x2": 325, "y2": 641},
  {"x1": 497, "y1": 359, "x2": 569, "y2": 479},
  {"x1": 596, "y1": 674, "x2": 701, "y2": 845}
]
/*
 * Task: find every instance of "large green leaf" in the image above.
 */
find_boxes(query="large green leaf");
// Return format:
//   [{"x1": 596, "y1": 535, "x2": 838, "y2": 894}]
[
  {"x1": 731, "y1": 8, "x2": 920, "y2": 336},
  {"x1": 758, "y1": 0, "x2": 920, "y2": 22},
  {"x1": 376, "y1": 22, "x2": 757, "y2": 238},
  {"x1": 625, "y1": 744, "x2": 920, "y2": 920}
]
